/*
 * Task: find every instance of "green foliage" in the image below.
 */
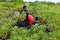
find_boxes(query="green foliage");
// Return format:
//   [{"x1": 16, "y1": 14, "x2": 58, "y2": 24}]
[
  {"x1": 0, "y1": 1, "x2": 60, "y2": 40},
  {"x1": 0, "y1": 0, "x2": 3, "y2": 2}
]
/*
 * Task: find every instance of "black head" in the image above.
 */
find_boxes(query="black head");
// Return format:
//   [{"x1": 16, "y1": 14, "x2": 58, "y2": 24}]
[
  {"x1": 35, "y1": 17, "x2": 38, "y2": 21},
  {"x1": 23, "y1": 6, "x2": 26, "y2": 8}
]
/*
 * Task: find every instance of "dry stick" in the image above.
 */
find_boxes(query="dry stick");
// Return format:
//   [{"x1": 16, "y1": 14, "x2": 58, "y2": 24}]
[
  {"x1": 1, "y1": 26, "x2": 12, "y2": 40},
  {"x1": 1, "y1": 31, "x2": 10, "y2": 40},
  {"x1": 45, "y1": 23, "x2": 53, "y2": 33},
  {"x1": 0, "y1": 21, "x2": 3, "y2": 25},
  {"x1": 5, "y1": 8, "x2": 14, "y2": 18}
]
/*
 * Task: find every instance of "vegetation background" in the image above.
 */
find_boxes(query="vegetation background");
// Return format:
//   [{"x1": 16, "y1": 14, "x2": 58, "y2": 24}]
[{"x1": 0, "y1": 0, "x2": 60, "y2": 40}]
